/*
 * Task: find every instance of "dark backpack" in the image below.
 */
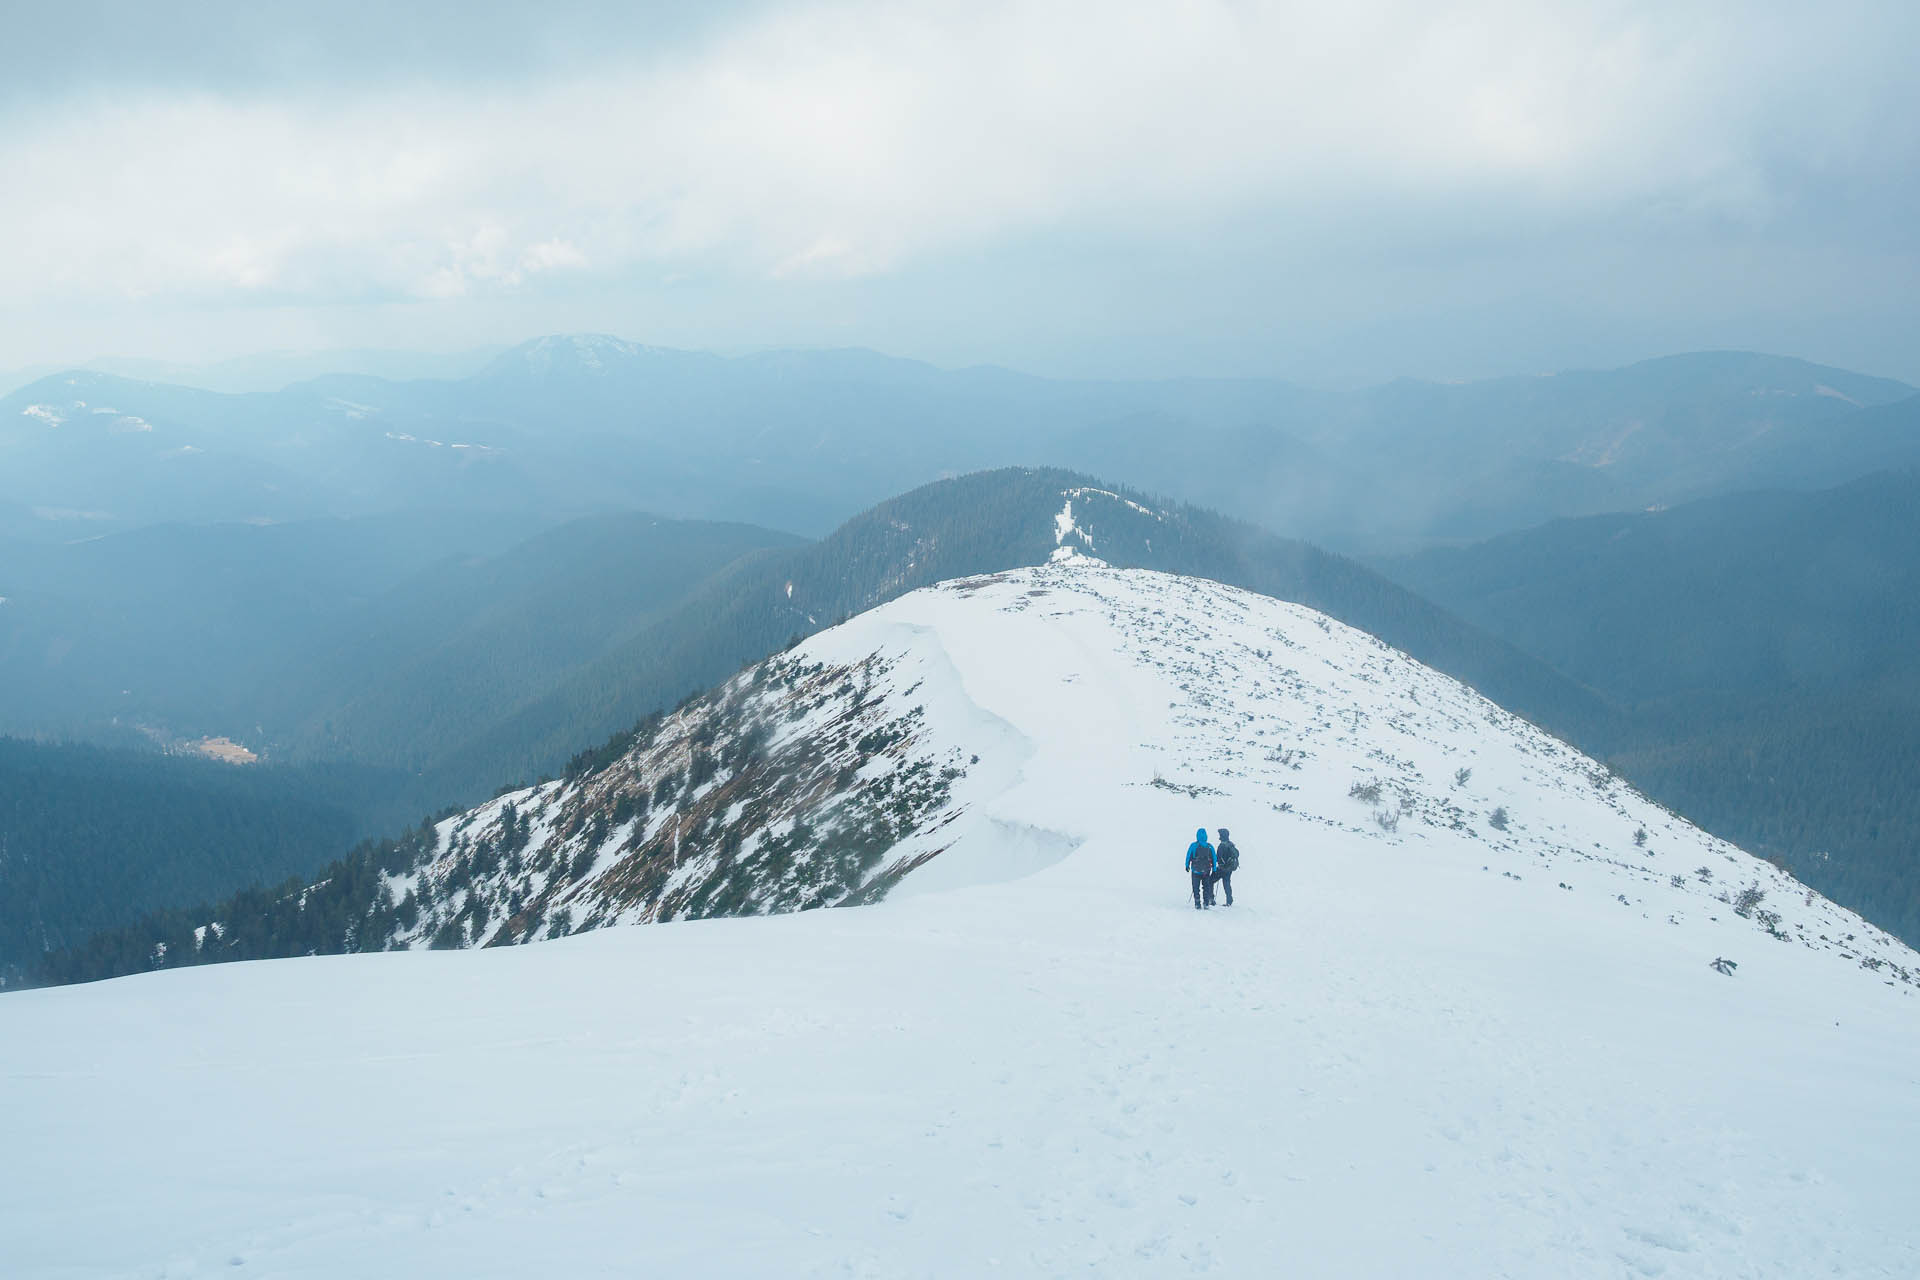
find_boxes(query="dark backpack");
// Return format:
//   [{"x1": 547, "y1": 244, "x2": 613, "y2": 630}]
[
  {"x1": 1189, "y1": 841, "x2": 1215, "y2": 875},
  {"x1": 1217, "y1": 838, "x2": 1240, "y2": 872}
]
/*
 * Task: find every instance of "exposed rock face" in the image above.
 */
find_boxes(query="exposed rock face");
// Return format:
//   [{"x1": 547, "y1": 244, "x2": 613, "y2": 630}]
[{"x1": 388, "y1": 644, "x2": 984, "y2": 950}]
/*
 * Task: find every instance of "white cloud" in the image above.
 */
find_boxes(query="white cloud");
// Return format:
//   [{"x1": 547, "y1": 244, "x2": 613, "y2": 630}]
[
  {"x1": 522, "y1": 238, "x2": 588, "y2": 274},
  {"x1": 0, "y1": 0, "x2": 1914, "y2": 372}
]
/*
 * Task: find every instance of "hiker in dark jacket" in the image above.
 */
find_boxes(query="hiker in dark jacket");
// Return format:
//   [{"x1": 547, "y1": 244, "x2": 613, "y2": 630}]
[
  {"x1": 1185, "y1": 828, "x2": 1217, "y2": 909},
  {"x1": 1214, "y1": 828, "x2": 1240, "y2": 906}
]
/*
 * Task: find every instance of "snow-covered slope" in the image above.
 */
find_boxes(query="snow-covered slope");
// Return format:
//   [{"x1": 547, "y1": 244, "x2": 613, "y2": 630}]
[{"x1": 5, "y1": 564, "x2": 1917, "y2": 1277}]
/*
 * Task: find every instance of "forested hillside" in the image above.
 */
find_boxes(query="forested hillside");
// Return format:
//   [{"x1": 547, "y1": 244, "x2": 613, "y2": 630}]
[
  {"x1": 1379, "y1": 470, "x2": 1920, "y2": 943},
  {"x1": 1, "y1": 508, "x2": 800, "y2": 826},
  {"x1": 0, "y1": 508, "x2": 556, "y2": 740},
  {"x1": 1611, "y1": 691, "x2": 1920, "y2": 944},
  {"x1": 0, "y1": 739, "x2": 373, "y2": 984},
  {"x1": 259, "y1": 512, "x2": 804, "y2": 778}
]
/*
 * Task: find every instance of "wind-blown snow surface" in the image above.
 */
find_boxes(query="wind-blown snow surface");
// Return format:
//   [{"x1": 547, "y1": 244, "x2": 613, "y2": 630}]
[{"x1": 5, "y1": 565, "x2": 1918, "y2": 1277}]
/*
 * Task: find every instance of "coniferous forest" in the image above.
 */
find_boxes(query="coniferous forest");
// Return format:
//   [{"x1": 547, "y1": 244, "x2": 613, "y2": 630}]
[
  {"x1": 0, "y1": 739, "x2": 369, "y2": 985},
  {"x1": 1381, "y1": 470, "x2": 1920, "y2": 949}
]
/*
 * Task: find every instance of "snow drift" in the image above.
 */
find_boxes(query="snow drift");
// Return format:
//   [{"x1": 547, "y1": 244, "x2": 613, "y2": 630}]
[{"x1": 4, "y1": 563, "x2": 1916, "y2": 1277}]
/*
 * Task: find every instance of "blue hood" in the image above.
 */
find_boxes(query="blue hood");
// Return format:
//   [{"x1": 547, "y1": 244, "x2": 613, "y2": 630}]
[{"x1": 1196, "y1": 828, "x2": 1208, "y2": 843}]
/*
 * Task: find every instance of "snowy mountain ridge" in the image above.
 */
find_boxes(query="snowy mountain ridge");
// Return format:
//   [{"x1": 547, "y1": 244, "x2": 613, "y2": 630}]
[
  {"x1": 369, "y1": 561, "x2": 1913, "y2": 990},
  {"x1": 8, "y1": 559, "x2": 1920, "y2": 1277}
]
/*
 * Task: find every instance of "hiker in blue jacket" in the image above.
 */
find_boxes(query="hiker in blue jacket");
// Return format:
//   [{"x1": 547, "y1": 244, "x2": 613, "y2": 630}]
[{"x1": 1186, "y1": 828, "x2": 1217, "y2": 909}]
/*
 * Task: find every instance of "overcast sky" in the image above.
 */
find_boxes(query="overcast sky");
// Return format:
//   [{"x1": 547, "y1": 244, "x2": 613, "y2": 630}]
[{"x1": 5, "y1": 0, "x2": 1917, "y2": 383}]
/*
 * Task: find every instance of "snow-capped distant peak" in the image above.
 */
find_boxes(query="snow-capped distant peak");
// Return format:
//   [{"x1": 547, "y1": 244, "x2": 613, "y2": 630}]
[
  {"x1": 492, "y1": 333, "x2": 668, "y2": 378},
  {"x1": 553, "y1": 334, "x2": 637, "y2": 371}
]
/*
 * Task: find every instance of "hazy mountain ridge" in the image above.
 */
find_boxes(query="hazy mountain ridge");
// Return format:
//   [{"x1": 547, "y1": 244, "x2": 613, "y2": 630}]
[
  {"x1": 6, "y1": 340, "x2": 1911, "y2": 546},
  {"x1": 395, "y1": 469, "x2": 1618, "y2": 818},
  {"x1": 88, "y1": 346, "x2": 506, "y2": 395},
  {"x1": 0, "y1": 369, "x2": 532, "y2": 536},
  {"x1": 1378, "y1": 470, "x2": 1920, "y2": 699},
  {"x1": 0, "y1": 509, "x2": 560, "y2": 741},
  {"x1": 260, "y1": 513, "x2": 806, "y2": 775},
  {"x1": 1, "y1": 466, "x2": 1596, "y2": 832}
]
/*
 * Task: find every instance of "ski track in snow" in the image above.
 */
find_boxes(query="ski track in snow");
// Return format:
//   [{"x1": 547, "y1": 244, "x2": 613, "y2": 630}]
[{"x1": 3, "y1": 563, "x2": 1918, "y2": 1278}]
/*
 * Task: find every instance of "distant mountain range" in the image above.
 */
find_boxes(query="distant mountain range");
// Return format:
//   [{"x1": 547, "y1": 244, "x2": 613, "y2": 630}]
[
  {"x1": 4, "y1": 336, "x2": 1912, "y2": 547},
  {"x1": 0, "y1": 345, "x2": 505, "y2": 399}
]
